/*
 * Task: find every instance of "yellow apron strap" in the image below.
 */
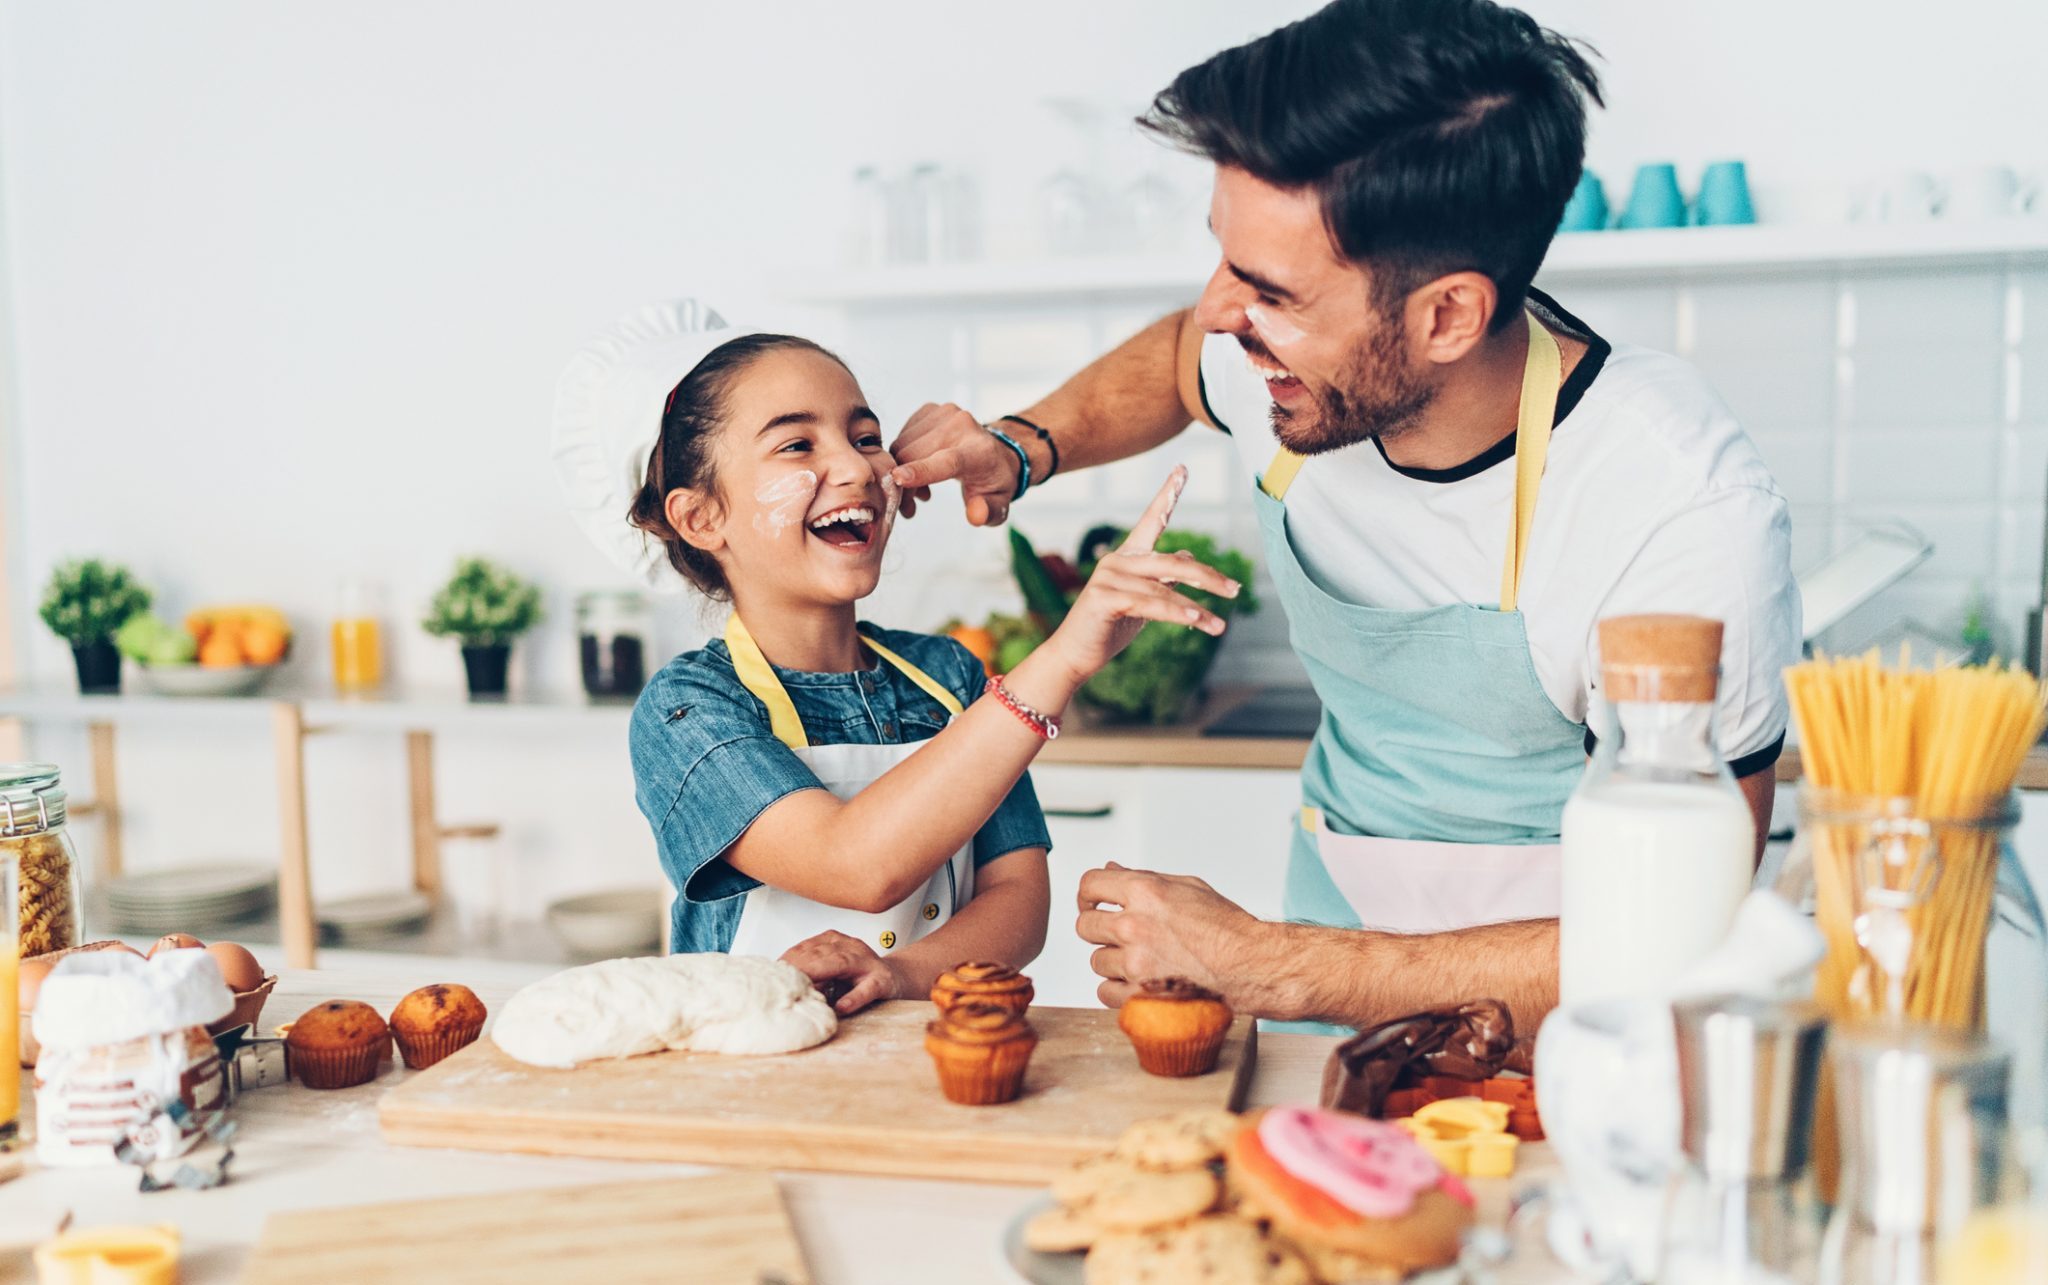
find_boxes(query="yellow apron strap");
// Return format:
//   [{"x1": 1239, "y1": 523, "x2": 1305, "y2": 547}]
[
  {"x1": 1260, "y1": 448, "x2": 1307, "y2": 501},
  {"x1": 724, "y1": 615, "x2": 810, "y2": 749},
  {"x1": 726, "y1": 616, "x2": 967, "y2": 750},
  {"x1": 860, "y1": 635, "x2": 965, "y2": 716},
  {"x1": 1500, "y1": 313, "x2": 1562, "y2": 615},
  {"x1": 1299, "y1": 805, "x2": 1322, "y2": 834}
]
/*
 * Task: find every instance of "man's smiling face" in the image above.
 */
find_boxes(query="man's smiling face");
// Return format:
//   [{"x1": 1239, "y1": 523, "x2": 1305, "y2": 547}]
[{"x1": 1191, "y1": 165, "x2": 1435, "y2": 455}]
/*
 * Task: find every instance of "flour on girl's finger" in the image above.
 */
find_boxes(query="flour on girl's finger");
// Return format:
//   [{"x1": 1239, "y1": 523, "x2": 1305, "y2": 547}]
[
  {"x1": 752, "y1": 470, "x2": 820, "y2": 538},
  {"x1": 1244, "y1": 303, "x2": 1306, "y2": 350}
]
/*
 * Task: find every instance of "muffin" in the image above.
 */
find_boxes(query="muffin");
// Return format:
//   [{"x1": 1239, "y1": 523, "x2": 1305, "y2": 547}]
[
  {"x1": 930, "y1": 961, "x2": 1033, "y2": 1016},
  {"x1": 924, "y1": 1001, "x2": 1037, "y2": 1105},
  {"x1": 1117, "y1": 978, "x2": 1233, "y2": 1077},
  {"x1": 389, "y1": 983, "x2": 488, "y2": 1070},
  {"x1": 1226, "y1": 1106, "x2": 1474, "y2": 1275},
  {"x1": 285, "y1": 999, "x2": 392, "y2": 1089}
]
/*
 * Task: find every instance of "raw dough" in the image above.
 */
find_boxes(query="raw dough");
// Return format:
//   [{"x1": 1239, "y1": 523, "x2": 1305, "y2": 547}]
[{"x1": 491, "y1": 954, "x2": 837, "y2": 1068}]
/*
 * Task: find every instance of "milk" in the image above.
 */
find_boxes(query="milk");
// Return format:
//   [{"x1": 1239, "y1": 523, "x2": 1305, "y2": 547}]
[
  {"x1": 1563, "y1": 614, "x2": 1757, "y2": 1007},
  {"x1": 1560, "y1": 778, "x2": 1754, "y2": 1004}
]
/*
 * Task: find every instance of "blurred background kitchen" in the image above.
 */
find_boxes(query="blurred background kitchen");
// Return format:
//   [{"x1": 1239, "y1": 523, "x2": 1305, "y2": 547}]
[{"x1": 3, "y1": 1, "x2": 2047, "y2": 985}]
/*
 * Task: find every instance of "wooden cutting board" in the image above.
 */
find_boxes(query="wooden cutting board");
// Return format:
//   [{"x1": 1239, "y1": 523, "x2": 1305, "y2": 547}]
[
  {"x1": 242, "y1": 1172, "x2": 809, "y2": 1284},
  {"x1": 379, "y1": 1002, "x2": 1256, "y2": 1184}
]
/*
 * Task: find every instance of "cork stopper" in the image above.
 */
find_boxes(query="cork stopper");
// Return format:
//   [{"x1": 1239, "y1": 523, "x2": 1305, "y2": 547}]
[{"x1": 1599, "y1": 614, "x2": 1723, "y2": 703}]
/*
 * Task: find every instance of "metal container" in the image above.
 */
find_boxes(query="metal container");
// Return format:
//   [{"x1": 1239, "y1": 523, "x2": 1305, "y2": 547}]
[
  {"x1": 1661, "y1": 995, "x2": 1829, "y2": 1283},
  {"x1": 1822, "y1": 1023, "x2": 2012, "y2": 1284}
]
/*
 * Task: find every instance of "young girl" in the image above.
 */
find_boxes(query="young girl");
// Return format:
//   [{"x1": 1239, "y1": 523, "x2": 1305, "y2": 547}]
[{"x1": 552, "y1": 303, "x2": 1238, "y2": 1014}]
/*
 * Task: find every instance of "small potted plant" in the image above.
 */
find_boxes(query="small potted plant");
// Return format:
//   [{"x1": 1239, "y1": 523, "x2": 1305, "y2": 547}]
[
  {"x1": 39, "y1": 559, "x2": 152, "y2": 693},
  {"x1": 422, "y1": 557, "x2": 543, "y2": 699}
]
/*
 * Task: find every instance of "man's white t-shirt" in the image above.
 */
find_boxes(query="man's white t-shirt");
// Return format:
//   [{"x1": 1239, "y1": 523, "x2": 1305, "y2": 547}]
[{"x1": 1198, "y1": 290, "x2": 1800, "y2": 772}]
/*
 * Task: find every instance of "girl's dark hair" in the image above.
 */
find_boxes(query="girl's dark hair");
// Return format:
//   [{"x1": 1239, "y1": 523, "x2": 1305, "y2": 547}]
[
  {"x1": 627, "y1": 333, "x2": 847, "y2": 599},
  {"x1": 1139, "y1": 0, "x2": 1603, "y2": 330}
]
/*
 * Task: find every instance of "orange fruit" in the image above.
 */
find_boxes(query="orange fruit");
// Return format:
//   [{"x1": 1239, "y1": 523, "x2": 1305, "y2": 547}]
[
  {"x1": 947, "y1": 625, "x2": 998, "y2": 677},
  {"x1": 242, "y1": 622, "x2": 288, "y2": 665},
  {"x1": 199, "y1": 631, "x2": 246, "y2": 668}
]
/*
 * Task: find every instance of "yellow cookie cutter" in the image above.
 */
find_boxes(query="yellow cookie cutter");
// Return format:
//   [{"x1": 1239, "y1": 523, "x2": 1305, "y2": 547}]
[
  {"x1": 34, "y1": 1223, "x2": 180, "y2": 1285},
  {"x1": 1397, "y1": 1097, "x2": 1520, "y2": 1178}
]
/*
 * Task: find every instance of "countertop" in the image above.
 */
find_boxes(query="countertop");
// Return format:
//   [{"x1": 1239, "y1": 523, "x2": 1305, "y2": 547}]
[
  {"x1": 1048, "y1": 686, "x2": 2048, "y2": 789},
  {"x1": 0, "y1": 959, "x2": 1566, "y2": 1284}
]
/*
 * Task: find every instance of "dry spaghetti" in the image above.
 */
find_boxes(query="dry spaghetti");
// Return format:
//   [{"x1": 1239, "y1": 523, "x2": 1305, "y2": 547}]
[{"x1": 1784, "y1": 651, "x2": 2046, "y2": 1194}]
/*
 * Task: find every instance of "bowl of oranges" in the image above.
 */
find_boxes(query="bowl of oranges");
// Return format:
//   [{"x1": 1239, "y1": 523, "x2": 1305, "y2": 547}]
[{"x1": 119, "y1": 605, "x2": 293, "y2": 696}]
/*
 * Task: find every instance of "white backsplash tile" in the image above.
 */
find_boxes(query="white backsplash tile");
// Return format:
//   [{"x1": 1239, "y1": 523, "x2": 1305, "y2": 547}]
[
  {"x1": 1688, "y1": 279, "x2": 1838, "y2": 353},
  {"x1": 1843, "y1": 425, "x2": 1998, "y2": 503},
  {"x1": 2000, "y1": 505, "x2": 2046, "y2": 590},
  {"x1": 1845, "y1": 343, "x2": 2005, "y2": 427},
  {"x1": 1542, "y1": 283, "x2": 1678, "y2": 352},
  {"x1": 1850, "y1": 270, "x2": 2005, "y2": 350}
]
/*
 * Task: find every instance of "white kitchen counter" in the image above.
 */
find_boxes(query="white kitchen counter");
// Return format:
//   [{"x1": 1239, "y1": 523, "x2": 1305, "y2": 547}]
[{"x1": 0, "y1": 959, "x2": 1566, "y2": 1283}]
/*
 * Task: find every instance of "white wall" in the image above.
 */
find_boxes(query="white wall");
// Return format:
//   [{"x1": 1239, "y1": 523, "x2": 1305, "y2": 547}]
[{"x1": 2, "y1": 1, "x2": 2045, "y2": 920}]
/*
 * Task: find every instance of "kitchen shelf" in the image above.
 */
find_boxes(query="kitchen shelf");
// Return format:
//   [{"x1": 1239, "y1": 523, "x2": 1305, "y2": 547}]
[
  {"x1": 0, "y1": 682, "x2": 634, "y2": 733},
  {"x1": 782, "y1": 220, "x2": 2048, "y2": 306}
]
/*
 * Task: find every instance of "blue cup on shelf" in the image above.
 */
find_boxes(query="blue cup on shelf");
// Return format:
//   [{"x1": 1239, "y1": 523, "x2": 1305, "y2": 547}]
[
  {"x1": 1617, "y1": 162, "x2": 1686, "y2": 230},
  {"x1": 1558, "y1": 170, "x2": 1609, "y2": 233},
  {"x1": 1691, "y1": 159, "x2": 1757, "y2": 226}
]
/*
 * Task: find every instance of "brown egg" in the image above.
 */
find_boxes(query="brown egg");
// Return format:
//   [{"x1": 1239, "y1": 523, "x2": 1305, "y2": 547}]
[
  {"x1": 205, "y1": 941, "x2": 266, "y2": 994},
  {"x1": 149, "y1": 932, "x2": 205, "y2": 958}
]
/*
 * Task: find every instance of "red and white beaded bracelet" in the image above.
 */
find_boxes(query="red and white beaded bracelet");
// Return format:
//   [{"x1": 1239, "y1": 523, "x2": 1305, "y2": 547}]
[{"x1": 984, "y1": 675, "x2": 1061, "y2": 740}]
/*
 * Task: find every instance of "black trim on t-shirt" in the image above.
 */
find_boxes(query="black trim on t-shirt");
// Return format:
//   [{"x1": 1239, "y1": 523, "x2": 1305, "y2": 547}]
[
  {"x1": 1198, "y1": 369, "x2": 1232, "y2": 436},
  {"x1": 1580, "y1": 727, "x2": 1787, "y2": 780},
  {"x1": 1372, "y1": 286, "x2": 1613, "y2": 484}
]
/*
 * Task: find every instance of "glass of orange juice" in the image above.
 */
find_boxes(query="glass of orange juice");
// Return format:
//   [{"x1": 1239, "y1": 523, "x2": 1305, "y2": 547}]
[
  {"x1": 332, "y1": 578, "x2": 384, "y2": 694},
  {"x1": 1, "y1": 846, "x2": 18, "y2": 1148}
]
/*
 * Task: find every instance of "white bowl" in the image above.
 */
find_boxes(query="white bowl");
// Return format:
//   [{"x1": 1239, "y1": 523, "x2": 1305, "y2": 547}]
[
  {"x1": 138, "y1": 664, "x2": 276, "y2": 697},
  {"x1": 545, "y1": 889, "x2": 664, "y2": 957}
]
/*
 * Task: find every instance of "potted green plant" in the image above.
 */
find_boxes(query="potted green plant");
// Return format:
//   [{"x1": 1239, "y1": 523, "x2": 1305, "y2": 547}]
[
  {"x1": 39, "y1": 559, "x2": 152, "y2": 693},
  {"x1": 422, "y1": 557, "x2": 543, "y2": 698}
]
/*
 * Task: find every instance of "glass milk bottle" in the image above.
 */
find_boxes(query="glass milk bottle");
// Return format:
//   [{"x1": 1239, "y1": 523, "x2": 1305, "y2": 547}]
[{"x1": 1560, "y1": 614, "x2": 1755, "y2": 1004}]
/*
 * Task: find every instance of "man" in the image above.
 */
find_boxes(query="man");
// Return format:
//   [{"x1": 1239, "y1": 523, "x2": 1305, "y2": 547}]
[{"x1": 890, "y1": 0, "x2": 1799, "y2": 1037}]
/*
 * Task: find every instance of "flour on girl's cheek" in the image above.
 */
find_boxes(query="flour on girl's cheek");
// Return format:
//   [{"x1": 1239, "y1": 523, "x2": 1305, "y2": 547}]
[
  {"x1": 1244, "y1": 303, "x2": 1307, "y2": 351},
  {"x1": 751, "y1": 470, "x2": 820, "y2": 539},
  {"x1": 877, "y1": 473, "x2": 902, "y2": 534}
]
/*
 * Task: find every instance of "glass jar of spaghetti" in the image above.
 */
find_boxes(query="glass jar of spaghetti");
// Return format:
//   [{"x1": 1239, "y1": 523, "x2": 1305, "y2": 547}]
[
  {"x1": 1774, "y1": 788, "x2": 2047, "y2": 1198},
  {"x1": 0, "y1": 764, "x2": 84, "y2": 957}
]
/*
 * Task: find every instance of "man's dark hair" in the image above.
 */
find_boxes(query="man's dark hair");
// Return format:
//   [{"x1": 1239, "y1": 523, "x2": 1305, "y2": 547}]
[{"x1": 1140, "y1": 0, "x2": 1602, "y2": 330}]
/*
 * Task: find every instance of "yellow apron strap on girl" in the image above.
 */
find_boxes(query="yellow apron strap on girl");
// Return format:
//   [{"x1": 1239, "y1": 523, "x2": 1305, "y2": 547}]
[
  {"x1": 1260, "y1": 448, "x2": 1308, "y2": 501},
  {"x1": 1500, "y1": 313, "x2": 1562, "y2": 615},
  {"x1": 860, "y1": 635, "x2": 965, "y2": 716},
  {"x1": 724, "y1": 615, "x2": 809, "y2": 749},
  {"x1": 1299, "y1": 805, "x2": 1323, "y2": 833}
]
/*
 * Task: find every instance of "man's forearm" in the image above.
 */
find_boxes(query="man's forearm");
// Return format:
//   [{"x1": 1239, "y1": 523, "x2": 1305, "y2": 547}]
[
  {"x1": 1241, "y1": 918, "x2": 1558, "y2": 1039},
  {"x1": 1013, "y1": 310, "x2": 1199, "y2": 477}
]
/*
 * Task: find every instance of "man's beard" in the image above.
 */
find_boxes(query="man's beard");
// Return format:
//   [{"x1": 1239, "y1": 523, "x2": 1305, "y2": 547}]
[{"x1": 1262, "y1": 319, "x2": 1435, "y2": 457}]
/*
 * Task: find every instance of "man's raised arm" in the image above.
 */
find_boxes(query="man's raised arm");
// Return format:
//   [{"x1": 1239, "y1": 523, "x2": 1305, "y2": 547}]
[{"x1": 888, "y1": 308, "x2": 1211, "y2": 525}]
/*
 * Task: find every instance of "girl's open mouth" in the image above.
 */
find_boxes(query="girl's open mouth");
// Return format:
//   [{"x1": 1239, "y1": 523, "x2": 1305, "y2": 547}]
[{"x1": 807, "y1": 505, "x2": 877, "y2": 551}]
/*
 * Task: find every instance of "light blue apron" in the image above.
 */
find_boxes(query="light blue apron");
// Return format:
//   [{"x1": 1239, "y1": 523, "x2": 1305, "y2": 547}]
[{"x1": 1252, "y1": 315, "x2": 1585, "y2": 1033}]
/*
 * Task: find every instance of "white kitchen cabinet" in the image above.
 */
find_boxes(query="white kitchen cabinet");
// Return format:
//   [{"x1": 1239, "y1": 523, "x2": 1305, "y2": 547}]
[{"x1": 1026, "y1": 763, "x2": 1300, "y2": 1007}]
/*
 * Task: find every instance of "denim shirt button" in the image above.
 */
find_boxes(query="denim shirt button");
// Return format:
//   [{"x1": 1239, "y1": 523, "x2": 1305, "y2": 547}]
[{"x1": 881, "y1": 721, "x2": 896, "y2": 739}]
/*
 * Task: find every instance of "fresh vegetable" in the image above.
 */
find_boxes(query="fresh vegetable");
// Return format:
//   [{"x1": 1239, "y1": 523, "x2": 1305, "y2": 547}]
[
  {"x1": 115, "y1": 614, "x2": 198, "y2": 666},
  {"x1": 969, "y1": 526, "x2": 1259, "y2": 725},
  {"x1": 1009, "y1": 530, "x2": 1072, "y2": 630},
  {"x1": 942, "y1": 620, "x2": 999, "y2": 677},
  {"x1": 1075, "y1": 528, "x2": 1258, "y2": 724}
]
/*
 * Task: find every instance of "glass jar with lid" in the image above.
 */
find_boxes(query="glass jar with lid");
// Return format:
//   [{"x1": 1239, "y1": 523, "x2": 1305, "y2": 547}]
[
  {"x1": 577, "y1": 591, "x2": 650, "y2": 700},
  {"x1": 1, "y1": 764, "x2": 84, "y2": 957}
]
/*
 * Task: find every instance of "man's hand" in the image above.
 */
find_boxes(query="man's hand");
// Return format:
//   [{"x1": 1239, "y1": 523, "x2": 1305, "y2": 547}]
[
  {"x1": 780, "y1": 929, "x2": 905, "y2": 1016},
  {"x1": 888, "y1": 402, "x2": 1021, "y2": 526},
  {"x1": 1074, "y1": 862, "x2": 1273, "y2": 1012}
]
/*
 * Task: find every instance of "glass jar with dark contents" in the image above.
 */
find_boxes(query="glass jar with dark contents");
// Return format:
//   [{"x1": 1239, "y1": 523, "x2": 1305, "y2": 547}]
[{"x1": 577, "y1": 591, "x2": 649, "y2": 700}]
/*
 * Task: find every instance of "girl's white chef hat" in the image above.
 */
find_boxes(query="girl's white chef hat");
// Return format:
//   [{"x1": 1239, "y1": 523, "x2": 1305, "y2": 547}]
[{"x1": 551, "y1": 299, "x2": 762, "y2": 591}]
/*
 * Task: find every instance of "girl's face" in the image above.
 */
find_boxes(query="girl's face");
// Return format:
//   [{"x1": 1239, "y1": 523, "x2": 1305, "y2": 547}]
[{"x1": 671, "y1": 347, "x2": 898, "y2": 609}]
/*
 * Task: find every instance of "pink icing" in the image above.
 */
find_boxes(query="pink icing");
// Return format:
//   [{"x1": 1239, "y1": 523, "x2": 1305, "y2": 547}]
[{"x1": 1255, "y1": 1106, "x2": 1463, "y2": 1219}]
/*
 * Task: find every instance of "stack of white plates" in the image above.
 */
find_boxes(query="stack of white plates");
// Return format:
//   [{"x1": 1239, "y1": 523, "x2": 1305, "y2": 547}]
[
  {"x1": 317, "y1": 891, "x2": 433, "y2": 944},
  {"x1": 105, "y1": 864, "x2": 277, "y2": 933}
]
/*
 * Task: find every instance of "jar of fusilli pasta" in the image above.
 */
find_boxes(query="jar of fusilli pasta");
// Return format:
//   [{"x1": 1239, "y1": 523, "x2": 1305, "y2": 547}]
[{"x1": 0, "y1": 764, "x2": 83, "y2": 957}]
